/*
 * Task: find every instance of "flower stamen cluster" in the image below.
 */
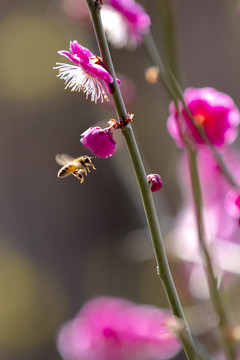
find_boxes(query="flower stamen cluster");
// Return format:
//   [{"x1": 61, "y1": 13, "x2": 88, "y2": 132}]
[{"x1": 55, "y1": 41, "x2": 120, "y2": 103}]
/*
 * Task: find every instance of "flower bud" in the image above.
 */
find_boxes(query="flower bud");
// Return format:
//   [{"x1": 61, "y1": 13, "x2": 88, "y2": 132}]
[
  {"x1": 81, "y1": 126, "x2": 116, "y2": 158},
  {"x1": 147, "y1": 174, "x2": 163, "y2": 192}
]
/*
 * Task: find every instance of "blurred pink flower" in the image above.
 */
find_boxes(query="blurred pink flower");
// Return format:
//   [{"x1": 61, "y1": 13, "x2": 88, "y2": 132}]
[
  {"x1": 102, "y1": 0, "x2": 151, "y2": 49},
  {"x1": 61, "y1": 0, "x2": 90, "y2": 21},
  {"x1": 167, "y1": 87, "x2": 240, "y2": 148},
  {"x1": 167, "y1": 146, "x2": 240, "y2": 278},
  {"x1": 147, "y1": 174, "x2": 163, "y2": 192},
  {"x1": 225, "y1": 189, "x2": 240, "y2": 220},
  {"x1": 55, "y1": 41, "x2": 120, "y2": 103},
  {"x1": 214, "y1": 350, "x2": 240, "y2": 360},
  {"x1": 57, "y1": 297, "x2": 181, "y2": 360},
  {"x1": 81, "y1": 126, "x2": 116, "y2": 158}
]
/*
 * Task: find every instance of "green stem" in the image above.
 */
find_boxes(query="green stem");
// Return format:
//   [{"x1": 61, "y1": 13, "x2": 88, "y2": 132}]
[
  {"x1": 143, "y1": 32, "x2": 179, "y2": 104},
  {"x1": 85, "y1": 1, "x2": 201, "y2": 359},
  {"x1": 143, "y1": 16, "x2": 237, "y2": 358},
  {"x1": 154, "y1": 0, "x2": 180, "y2": 81},
  {"x1": 188, "y1": 147, "x2": 236, "y2": 360}
]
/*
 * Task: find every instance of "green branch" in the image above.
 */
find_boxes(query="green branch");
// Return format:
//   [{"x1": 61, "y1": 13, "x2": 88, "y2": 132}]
[
  {"x1": 188, "y1": 147, "x2": 236, "y2": 360},
  {"x1": 85, "y1": 1, "x2": 202, "y2": 359}
]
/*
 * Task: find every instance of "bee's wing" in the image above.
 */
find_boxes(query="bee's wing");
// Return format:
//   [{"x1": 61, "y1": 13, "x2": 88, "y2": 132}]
[{"x1": 55, "y1": 153, "x2": 74, "y2": 166}]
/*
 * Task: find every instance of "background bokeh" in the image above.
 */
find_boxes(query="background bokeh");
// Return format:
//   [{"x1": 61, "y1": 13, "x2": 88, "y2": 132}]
[{"x1": 1, "y1": 0, "x2": 240, "y2": 359}]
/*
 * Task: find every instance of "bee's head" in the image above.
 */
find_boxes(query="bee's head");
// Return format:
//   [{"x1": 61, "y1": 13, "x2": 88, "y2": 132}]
[{"x1": 84, "y1": 156, "x2": 95, "y2": 166}]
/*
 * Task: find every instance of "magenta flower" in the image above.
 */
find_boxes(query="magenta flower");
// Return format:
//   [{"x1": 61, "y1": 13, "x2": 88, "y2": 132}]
[
  {"x1": 147, "y1": 174, "x2": 163, "y2": 192},
  {"x1": 102, "y1": 0, "x2": 151, "y2": 49},
  {"x1": 57, "y1": 296, "x2": 181, "y2": 360},
  {"x1": 167, "y1": 87, "x2": 240, "y2": 148},
  {"x1": 55, "y1": 41, "x2": 120, "y2": 103},
  {"x1": 81, "y1": 126, "x2": 116, "y2": 158}
]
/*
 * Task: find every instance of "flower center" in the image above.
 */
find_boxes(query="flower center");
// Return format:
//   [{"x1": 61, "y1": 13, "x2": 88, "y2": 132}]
[
  {"x1": 90, "y1": 56, "x2": 103, "y2": 65},
  {"x1": 194, "y1": 114, "x2": 205, "y2": 127}
]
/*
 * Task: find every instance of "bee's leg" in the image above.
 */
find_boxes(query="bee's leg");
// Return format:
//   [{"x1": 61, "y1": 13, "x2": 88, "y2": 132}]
[
  {"x1": 87, "y1": 167, "x2": 91, "y2": 173},
  {"x1": 73, "y1": 171, "x2": 84, "y2": 183},
  {"x1": 89, "y1": 164, "x2": 96, "y2": 170}
]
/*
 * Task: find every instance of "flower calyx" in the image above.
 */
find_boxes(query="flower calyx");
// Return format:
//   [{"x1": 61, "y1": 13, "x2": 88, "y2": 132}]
[
  {"x1": 108, "y1": 113, "x2": 133, "y2": 130},
  {"x1": 119, "y1": 113, "x2": 134, "y2": 128}
]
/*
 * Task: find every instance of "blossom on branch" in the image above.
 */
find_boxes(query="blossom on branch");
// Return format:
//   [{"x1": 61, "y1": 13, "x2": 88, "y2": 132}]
[
  {"x1": 55, "y1": 41, "x2": 120, "y2": 103},
  {"x1": 167, "y1": 87, "x2": 240, "y2": 148},
  {"x1": 102, "y1": 0, "x2": 151, "y2": 49},
  {"x1": 81, "y1": 126, "x2": 116, "y2": 158},
  {"x1": 57, "y1": 296, "x2": 181, "y2": 360}
]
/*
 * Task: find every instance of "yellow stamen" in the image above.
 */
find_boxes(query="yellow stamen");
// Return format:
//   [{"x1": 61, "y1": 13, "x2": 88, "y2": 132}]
[
  {"x1": 145, "y1": 66, "x2": 160, "y2": 84},
  {"x1": 194, "y1": 114, "x2": 205, "y2": 126}
]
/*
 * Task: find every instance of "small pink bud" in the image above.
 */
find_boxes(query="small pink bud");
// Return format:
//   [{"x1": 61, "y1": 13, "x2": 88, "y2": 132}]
[
  {"x1": 147, "y1": 174, "x2": 163, "y2": 192},
  {"x1": 81, "y1": 126, "x2": 116, "y2": 158}
]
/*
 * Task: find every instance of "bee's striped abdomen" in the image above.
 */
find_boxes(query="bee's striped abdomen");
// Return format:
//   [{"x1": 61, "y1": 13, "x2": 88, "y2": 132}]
[{"x1": 58, "y1": 164, "x2": 77, "y2": 178}]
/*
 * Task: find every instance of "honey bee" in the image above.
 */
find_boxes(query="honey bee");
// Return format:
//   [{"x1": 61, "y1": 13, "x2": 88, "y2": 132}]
[{"x1": 55, "y1": 153, "x2": 96, "y2": 183}]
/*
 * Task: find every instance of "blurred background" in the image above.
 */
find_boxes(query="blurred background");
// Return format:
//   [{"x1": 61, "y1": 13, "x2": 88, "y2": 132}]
[{"x1": 1, "y1": 0, "x2": 240, "y2": 359}]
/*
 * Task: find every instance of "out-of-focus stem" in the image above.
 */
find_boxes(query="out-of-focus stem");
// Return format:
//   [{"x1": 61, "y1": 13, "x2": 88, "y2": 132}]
[
  {"x1": 154, "y1": 0, "x2": 180, "y2": 81},
  {"x1": 188, "y1": 147, "x2": 236, "y2": 360},
  {"x1": 143, "y1": 17, "x2": 236, "y2": 359},
  {"x1": 85, "y1": 1, "x2": 201, "y2": 359},
  {"x1": 143, "y1": 32, "x2": 179, "y2": 103}
]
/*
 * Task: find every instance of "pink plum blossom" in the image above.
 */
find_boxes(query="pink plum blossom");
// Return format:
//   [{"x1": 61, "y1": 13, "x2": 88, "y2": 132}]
[
  {"x1": 147, "y1": 174, "x2": 163, "y2": 192},
  {"x1": 57, "y1": 296, "x2": 181, "y2": 360},
  {"x1": 225, "y1": 189, "x2": 240, "y2": 220},
  {"x1": 101, "y1": 0, "x2": 151, "y2": 49},
  {"x1": 167, "y1": 87, "x2": 240, "y2": 148},
  {"x1": 167, "y1": 146, "x2": 240, "y2": 279},
  {"x1": 81, "y1": 126, "x2": 116, "y2": 158},
  {"x1": 55, "y1": 41, "x2": 120, "y2": 103}
]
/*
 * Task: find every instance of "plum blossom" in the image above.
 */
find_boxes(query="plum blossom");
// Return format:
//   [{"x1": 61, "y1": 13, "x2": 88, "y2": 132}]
[
  {"x1": 225, "y1": 189, "x2": 240, "y2": 220},
  {"x1": 55, "y1": 41, "x2": 120, "y2": 103},
  {"x1": 57, "y1": 296, "x2": 181, "y2": 360},
  {"x1": 147, "y1": 174, "x2": 163, "y2": 192},
  {"x1": 101, "y1": 0, "x2": 151, "y2": 49},
  {"x1": 167, "y1": 146, "x2": 240, "y2": 279},
  {"x1": 167, "y1": 87, "x2": 240, "y2": 148},
  {"x1": 81, "y1": 126, "x2": 116, "y2": 158}
]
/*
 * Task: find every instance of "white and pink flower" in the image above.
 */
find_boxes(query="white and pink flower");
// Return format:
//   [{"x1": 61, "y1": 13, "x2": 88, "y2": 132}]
[
  {"x1": 102, "y1": 0, "x2": 151, "y2": 49},
  {"x1": 55, "y1": 41, "x2": 120, "y2": 103}
]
